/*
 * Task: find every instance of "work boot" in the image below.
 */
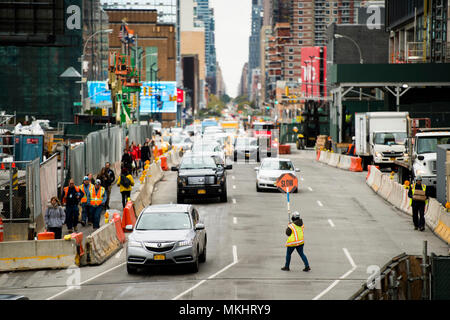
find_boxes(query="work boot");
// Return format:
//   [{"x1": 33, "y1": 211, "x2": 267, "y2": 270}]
[
  {"x1": 420, "y1": 227, "x2": 425, "y2": 232},
  {"x1": 74, "y1": 226, "x2": 78, "y2": 232},
  {"x1": 414, "y1": 227, "x2": 418, "y2": 230},
  {"x1": 303, "y1": 266, "x2": 311, "y2": 272},
  {"x1": 80, "y1": 221, "x2": 86, "y2": 227},
  {"x1": 67, "y1": 229, "x2": 73, "y2": 234},
  {"x1": 281, "y1": 267, "x2": 290, "y2": 271}
]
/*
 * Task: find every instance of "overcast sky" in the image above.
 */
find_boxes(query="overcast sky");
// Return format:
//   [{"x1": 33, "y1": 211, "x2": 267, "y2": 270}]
[{"x1": 210, "y1": 0, "x2": 251, "y2": 98}]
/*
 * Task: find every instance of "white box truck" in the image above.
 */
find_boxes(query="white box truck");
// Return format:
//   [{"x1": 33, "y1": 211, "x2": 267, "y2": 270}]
[{"x1": 355, "y1": 112, "x2": 409, "y2": 169}]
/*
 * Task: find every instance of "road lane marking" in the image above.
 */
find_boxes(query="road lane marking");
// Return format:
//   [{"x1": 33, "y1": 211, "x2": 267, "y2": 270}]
[
  {"x1": 313, "y1": 248, "x2": 357, "y2": 300},
  {"x1": 317, "y1": 200, "x2": 323, "y2": 207},
  {"x1": 233, "y1": 217, "x2": 237, "y2": 224},
  {"x1": 115, "y1": 249, "x2": 123, "y2": 259},
  {"x1": 232, "y1": 176, "x2": 235, "y2": 180},
  {"x1": 172, "y1": 245, "x2": 238, "y2": 300},
  {"x1": 233, "y1": 185, "x2": 236, "y2": 189},
  {"x1": 308, "y1": 187, "x2": 313, "y2": 192},
  {"x1": 328, "y1": 219, "x2": 335, "y2": 228},
  {"x1": 232, "y1": 198, "x2": 236, "y2": 204},
  {"x1": 46, "y1": 262, "x2": 126, "y2": 300}
]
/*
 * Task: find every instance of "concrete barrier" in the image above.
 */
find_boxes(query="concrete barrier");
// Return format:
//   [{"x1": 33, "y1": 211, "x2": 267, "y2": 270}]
[
  {"x1": 85, "y1": 221, "x2": 122, "y2": 265},
  {"x1": 434, "y1": 211, "x2": 450, "y2": 245},
  {"x1": 0, "y1": 239, "x2": 77, "y2": 272},
  {"x1": 328, "y1": 153, "x2": 340, "y2": 167},
  {"x1": 366, "y1": 165, "x2": 376, "y2": 187},
  {"x1": 400, "y1": 188, "x2": 413, "y2": 215},
  {"x1": 371, "y1": 167, "x2": 383, "y2": 192},
  {"x1": 318, "y1": 151, "x2": 328, "y2": 163},
  {"x1": 377, "y1": 174, "x2": 393, "y2": 200},
  {"x1": 338, "y1": 155, "x2": 352, "y2": 170},
  {"x1": 387, "y1": 181, "x2": 404, "y2": 209},
  {"x1": 424, "y1": 198, "x2": 443, "y2": 231}
]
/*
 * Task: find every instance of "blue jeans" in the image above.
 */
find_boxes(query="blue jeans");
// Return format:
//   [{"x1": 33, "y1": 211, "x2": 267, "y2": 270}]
[
  {"x1": 285, "y1": 244, "x2": 309, "y2": 268},
  {"x1": 81, "y1": 204, "x2": 91, "y2": 223},
  {"x1": 91, "y1": 205, "x2": 103, "y2": 229}
]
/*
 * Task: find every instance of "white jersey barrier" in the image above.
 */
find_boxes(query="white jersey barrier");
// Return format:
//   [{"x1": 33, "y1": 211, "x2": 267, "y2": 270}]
[
  {"x1": 318, "y1": 151, "x2": 328, "y2": 163},
  {"x1": 377, "y1": 174, "x2": 393, "y2": 200},
  {"x1": 370, "y1": 167, "x2": 383, "y2": 192},
  {"x1": 328, "y1": 153, "x2": 340, "y2": 167},
  {"x1": 425, "y1": 198, "x2": 443, "y2": 231},
  {"x1": 86, "y1": 222, "x2": 122, "y2": 265},
  {"x1": 338, "y1": 155, "x2": 352, "y2": 170}
]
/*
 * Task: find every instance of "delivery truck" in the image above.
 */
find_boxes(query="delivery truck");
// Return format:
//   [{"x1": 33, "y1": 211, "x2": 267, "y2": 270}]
[{"x1": 355, "y1": 112, "x2": 409, "y2": 169}]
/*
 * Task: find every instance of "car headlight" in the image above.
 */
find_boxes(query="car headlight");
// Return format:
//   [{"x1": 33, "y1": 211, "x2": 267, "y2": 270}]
[
  {"x1": 178, "y1": 239, "x2": 194, "y2": 247},
  {"x1": 403, "y1": 153, "x2": 408, "y2": 158},
  {"x1": 177, "y1": 176, "x2": 187, "y2": 186},
  {"x1": 218, "y1": 175, "x2": 226, "y2": 184},
  {"x1": 415, "y1": 169, "x2": 426, "y2": 176},
  {"x1": 128, "y1": 240, "x2": 142, "y2": 248},
  {"x1": 375, "y1": 152, "x2": 382, "y2": 158}
]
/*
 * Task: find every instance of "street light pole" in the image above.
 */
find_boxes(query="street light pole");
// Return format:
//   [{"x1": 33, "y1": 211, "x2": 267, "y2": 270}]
[
  {"x1": 334, "y1": 34, "x2": 363, "y2": 64},
  {"x1": 80, "y1": 29, "x2": 113, "y2": 114}
]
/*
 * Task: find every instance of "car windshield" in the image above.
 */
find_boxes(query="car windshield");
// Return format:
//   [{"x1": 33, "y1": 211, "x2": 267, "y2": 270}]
[
  {"x1": 261, "y1": 160, "x2": 294, "y2": 171},
  {"x1": 180, "y1": 156, "x2": 217, "y2": 169},
  {"x1": 236, "y1": 138, "x2": 257, "y2": 147},
  {"x1": 136, "y1": 212, "x2": 191, "y2": 230},
  {"x1": 192, "y1": 144, "x2": 219, "y2": 153},
  {"x1": 374, "y1": 132, "x2": 407, "y2": 145},
  {"x1": 416, "y1": 136, "x2": 450, "y2": 154}
]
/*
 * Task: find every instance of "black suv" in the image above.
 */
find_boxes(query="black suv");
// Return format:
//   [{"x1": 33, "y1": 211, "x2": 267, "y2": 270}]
[{"x1": 172, "y1": 154, "x2": 232, "y2": 203}]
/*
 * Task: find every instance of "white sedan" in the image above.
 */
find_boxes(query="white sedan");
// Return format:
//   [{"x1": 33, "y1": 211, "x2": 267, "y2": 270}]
[{"x1": 254, "y1": 158, "x2": 300, "y2": 192}]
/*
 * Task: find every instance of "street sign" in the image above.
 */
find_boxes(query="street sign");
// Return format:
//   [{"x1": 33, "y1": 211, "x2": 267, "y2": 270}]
[
  {"x1": 276, "y1": 173, "x2": 298, "y2": 193},
  {"x1": 73, "y1": 102, "x2": 82, "y2": 106}
]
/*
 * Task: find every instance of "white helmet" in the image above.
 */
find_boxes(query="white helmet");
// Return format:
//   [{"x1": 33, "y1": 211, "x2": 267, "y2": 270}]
[{"x1": 291, "y1": 211, "x2": 300, "y2": 221}]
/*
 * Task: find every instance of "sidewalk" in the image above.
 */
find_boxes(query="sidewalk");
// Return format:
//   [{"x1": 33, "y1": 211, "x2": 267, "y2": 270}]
[{"x1": 61, "y1": 171, "x2": 145, "y2": 237}]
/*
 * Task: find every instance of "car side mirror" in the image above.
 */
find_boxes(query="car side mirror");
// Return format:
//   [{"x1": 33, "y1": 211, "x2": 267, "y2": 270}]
[
  {"x1": 295, "y1": 168, "x2": 300, "y2": 172},
  {"x1": 171, "y1": 166, "x2": 179, "y2": 171},
  {"x1": 125, "y1": 225, "x2": 133, "y2": 231},
  {"x1": 418, "y1": 155, "x2": 424, "y2": 161},
  {"x1": 195, "y1": 223, "x2": 205, "y2": 231},
  {"x1": 225, "y1": 164, "x2": 233, "y2": 170}
]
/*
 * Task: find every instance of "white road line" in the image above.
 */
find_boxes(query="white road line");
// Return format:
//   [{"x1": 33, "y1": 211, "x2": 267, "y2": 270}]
[
  {"x1": 233, "y1": 217, "x2": 237, "y2": 224},
  {"x1": 232, "y1": 198, "x2": 236, "y2": 204},
  {"x1": 328, "y1": 219, "x2": 335, "y2": 228},
  {"x1": 317, "y1": 200, "x2": 323, "y2": 207},
  {"x1": 313, "y1": 248, "x2": 357, "y2": 300},
  {"x1": 308, "y1": 187, "x2": 313, "y2": 192},
  {"x1": 115, "y1": 249, "x2": 123, "y2": 259},
  {"x1": 232, "y1": 176, "x2": 235, "y2": 180},
  {"x1": 233, "y1": 185, "x2": 236, "y2": 189},
  {"x1": 46, "y1": 262, "x2": 126, "y2": 300},
  {"x1": 172, "y1": 245, "x2": 239, "y2": 300}
]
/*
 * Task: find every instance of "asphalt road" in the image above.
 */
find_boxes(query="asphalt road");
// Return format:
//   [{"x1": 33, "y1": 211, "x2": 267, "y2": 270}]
[{"x1": 0, "y1": 147, "x2": 448, "y2": 300}]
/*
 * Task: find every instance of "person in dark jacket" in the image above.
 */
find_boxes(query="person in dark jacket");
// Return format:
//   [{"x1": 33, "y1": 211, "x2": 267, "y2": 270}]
[
  {"x1": 100, "y1": 162, "x2": 115, "y2": 210},
  {"x1": 121, "y1": 148, "x2": 133, "y2": 174},
  {"x1": 408, "y1": 176, "x2": 429, "y2": 231},
  {"x1": 281, "y1": 211, "x2": 310, "y2": 272},
  {"x1": 45, "y1": 197, "x2": 66, "y2": 239},
  {"x1": 61, "y1": 179, "x2": 81, "y2": 233},
  {"x1": 141, "y1": 141, "x2": 152, "y2": 165}
]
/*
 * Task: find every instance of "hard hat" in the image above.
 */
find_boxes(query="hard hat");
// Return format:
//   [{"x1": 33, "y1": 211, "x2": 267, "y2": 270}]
[
  {"x1": 352, "y1": 136, "x2": 355, "y2": 141},
  {"x1": 416, "y1": 176, "x2": 422, "y2": 181},
  {"x1": 95, "y1": 179, "x2": 101, "y2": 185},
  {"x1": 83, "y1": 176, "x2": 89, "y2": 181},
  {"x1": 291, "y1": 211, "x2": 300, "y2": 221}
]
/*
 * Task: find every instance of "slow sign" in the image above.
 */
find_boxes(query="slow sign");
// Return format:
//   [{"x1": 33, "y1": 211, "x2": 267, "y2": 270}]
[{"x1": 276, "y1": 173, "x2": 298, "y2": 193}]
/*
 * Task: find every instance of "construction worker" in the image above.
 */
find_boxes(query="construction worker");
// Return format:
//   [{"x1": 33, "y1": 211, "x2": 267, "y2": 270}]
[
  {"x1": 79, "y1": 176, "x2": 92, "y2": 227},
  {"x1": 346, "y1": 136, "x2": 356, "y2": 156},
  {"x1": 408, "y1": 176, "x2": 429, "y2": 231},
  {"x1": 90, "y1": 179, "x2": 107, "y2": 230},
  {"x1": 325, "y1": 136, "x2": 332, "y2": 152},
  {"x1": 62, "y1": 179, "x2": 81, "y2": 233},
  {"x1": 281, "y1": 211, "x2": 311, "y2": 272}
]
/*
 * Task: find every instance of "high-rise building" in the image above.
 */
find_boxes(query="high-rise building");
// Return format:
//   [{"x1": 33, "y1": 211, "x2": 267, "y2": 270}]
[
  {"x1": 216, "y1": 62, "x2": 226, "y2": 97},
  {"x1": 238, "y1": 63, "x2": 249, "y2": 97},
  {"x1": 195, "y1": 0, "x2": 217, "y2": 94},
  {"x1": 248, "y1": 0, "x2": 264, "y2": 99},
  {"x1": 101, "y1": 0, "x2": 177, "y2": 24}
]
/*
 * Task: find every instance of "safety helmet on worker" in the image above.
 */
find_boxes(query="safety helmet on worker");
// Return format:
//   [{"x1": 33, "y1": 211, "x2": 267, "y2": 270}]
[
  {"x1": 291, "y1": 211, "x2": 300, "y2": 221},
  {"x1": 416, "y1": 176, "x2": 423, "y2": 182}
]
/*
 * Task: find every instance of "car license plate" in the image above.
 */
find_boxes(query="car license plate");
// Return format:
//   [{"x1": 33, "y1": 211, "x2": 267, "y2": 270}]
[
  {"x1": 153, "y1": 254, "x2": 165, "y2": 260},
  {"x1": 198, "y1": 189, "x2": 206, "y2": 194},
  {"x1": 390, "y1": 158, "x2": 395, "y2": 161}
]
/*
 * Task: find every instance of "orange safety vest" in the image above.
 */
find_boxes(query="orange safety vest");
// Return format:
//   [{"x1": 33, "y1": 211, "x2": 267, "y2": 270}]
[
  {"x1": 286, "y1": 223, "x2": 305, "y2": 247},
  {"x1": 79, "y1": 183, "x2": 92, "y2": 204},
  {"x1": 90, "y1": 185, "x2": 105, "y2": 206},
  {"x1": 62, "y1": 186, "x2": 80, "y2": 205}
]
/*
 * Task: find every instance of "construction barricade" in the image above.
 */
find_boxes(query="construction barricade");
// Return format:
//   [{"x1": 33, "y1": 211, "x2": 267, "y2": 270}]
[
  {"x1": 160, "y1": 156, "x2": 169, "y2": 171},
  {"x1": 338, "y1": 155, "x2": 352, "y2": 170},
  {"x1": 377, "y1": 174, "x2": 393, "y2": 200},
  {"x1": 424, "y1": 198, "x2": 443, "y2": 231},
  {"x1": 349, "y1": 157, "x2": 363, "y2": 172},
  {"x1": 85, "y1": 222, "x2": 122, "y2": 265},
  {"x1": 433, "y1": 211, "x2": 450, "y2": 245},
  {"x1": 328, "y1": 153, "x2": 340, "y2": 167},
  {"x1": 316, "y1": 150, "x2": 321, "y2": 161},
  {"x1": 279, "y1": 145, "x2": 291, "y2": 154},
  {"x1": 370, "y1": 167, "x2": 383, "y2": 192},
  {"x1": 122, "y1": 200, "x2": 137, "y2": 231}
]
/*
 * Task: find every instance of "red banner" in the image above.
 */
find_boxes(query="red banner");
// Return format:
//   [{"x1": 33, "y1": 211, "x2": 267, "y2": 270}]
[
  {"x1": 177, "y1": 89, "x2": 184, "y2": 103},
  {"x1": 301, "y1": 46, "x2": 327, "y2": 99}
]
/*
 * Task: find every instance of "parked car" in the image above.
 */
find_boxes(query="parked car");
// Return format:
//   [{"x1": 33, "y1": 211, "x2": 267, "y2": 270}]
[
  {"x1": 126, "y1": 204, "x2": 207, "y2": 274},
  {"x1": 254, "y1": 157, "x2": 300, "y2": 192},
  {"x1": 0, "y1": 294, "x2": 29, "y2": 300},
  {"x1": 172, "y1": 154, "x2": 232, "y2": 203},
  {"x1": 233, "y1": 137, "x2": 260, "y2": 162}
]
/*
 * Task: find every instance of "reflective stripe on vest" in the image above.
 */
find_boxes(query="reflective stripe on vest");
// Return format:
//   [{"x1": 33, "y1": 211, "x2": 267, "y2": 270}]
[
  {"x1": 286, "y1": 223, "x2": 304, "y2": 247},
  {"x1": 90, "y1": 186, "x2": 105, "y2": 206},
  {"x1": 79, "y1": 184, "x2": 91, "y2": 203},
  {"x1": 409, "y1": 184, "x2": 428, "y2": 206}
]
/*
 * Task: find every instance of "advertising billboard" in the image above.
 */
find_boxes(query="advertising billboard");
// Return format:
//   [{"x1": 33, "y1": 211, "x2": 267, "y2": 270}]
[
  {"x1": 140, "y1": 81, "x2": 177, "y2": 114},
  {"x1": 87, "y1": 81, "x2": 112, "y2": 105},
  {"x1": 300, "y1": 46, "x2": 327, "y2": 99}
]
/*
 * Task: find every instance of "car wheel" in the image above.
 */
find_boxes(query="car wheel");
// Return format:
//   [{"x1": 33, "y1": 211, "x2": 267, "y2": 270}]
[
  {"x1": 191, "y1": 253, "x2": 199, "y2": 273},
  {"x1": 233, "y1": 152, "x2": 237, "y2": 162},
  {"x1": 294, "y1": 188, "x2": 298, "y2": 193},
  {"x1": 199, "y1": 240, "x2": 207, "y2": 263},
  {"x1": 177, "y1": 194, "x2": 184, "y2": 204},
  {"x1": 127, "y1": 264, "x2": 138, "y2": 275},
  {"x1": 257, "y1": 152, "x2": 260, "y2": 162},
  {"x1": 220, "y1": 191, "x2": 228, "y2": 202},
  {"x1": 256, "y1": 183, "x2": 261, "y2": 192}
]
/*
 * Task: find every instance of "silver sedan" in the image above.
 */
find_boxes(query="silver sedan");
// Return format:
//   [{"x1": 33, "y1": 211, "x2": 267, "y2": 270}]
[
  {"x1": 255, "y1": 158, "x2": 300, "y2": 192},
  {"x1": 126, "y1": 204, "x2": 207, "y2": 274}
]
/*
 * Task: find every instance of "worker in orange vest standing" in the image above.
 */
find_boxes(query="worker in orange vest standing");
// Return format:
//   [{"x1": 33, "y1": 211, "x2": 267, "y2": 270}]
[
  {"x1": 90, "y1": 179, "x2": 107, "y2": 230},
  {"x1": 281, "y1": 211, "x2": 311, "y2": 272},
  {"x1": 79, "y1": 176, "x2": 93, "y2": 227},
  {"x1": 61, "y1": 179, "x2": 81, "y2": 233}
]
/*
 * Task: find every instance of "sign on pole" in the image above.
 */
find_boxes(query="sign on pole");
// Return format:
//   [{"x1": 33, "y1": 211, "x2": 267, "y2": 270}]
[{"x1": 276, "y1": 173, "x2": 299, "y2": 222}]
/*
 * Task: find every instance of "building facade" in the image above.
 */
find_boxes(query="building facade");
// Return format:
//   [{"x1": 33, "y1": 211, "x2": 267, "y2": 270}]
[{"x1": 248, "y1": 0, "x2": 264, "y2": 99}]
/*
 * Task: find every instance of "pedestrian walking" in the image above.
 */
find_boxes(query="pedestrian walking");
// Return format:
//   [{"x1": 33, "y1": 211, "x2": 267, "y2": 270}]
[
  {"x1": 90, "y1": 179, "x2": 107, "y2": 230},
  {"x1": 136, "y1": 144, "x2": 142, "y2": 170},
  {"x1": 117, "y1": 168, "x2": 134, "y2": 209},
  {"x1": 281, "y1": 211, "x2": 311, "y2": 272},
  {"x1": 79, "y1": 176, "x2": 93, "y2": 226},
  {"x1": 44, "y1": 197, "x2": 65, "y2": 239},
  {"x1": 99, "y1": 162, "x2": 115, "y2": 210},
  {"x1": 61, "y1": 179, "x2": 81, "y2": 233},
  {"x1": 408, "y1": 176, "x2": 429, "y2": 231},
  {"x1": 130, "y1": 142, "x2": 138, "y2": 176},
  {"x1": 141, "y1": 141, "x2": 152, "y2": 165},
  {"x1": 121, "y1": 148, "x2": 133, "y2": 174}
]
